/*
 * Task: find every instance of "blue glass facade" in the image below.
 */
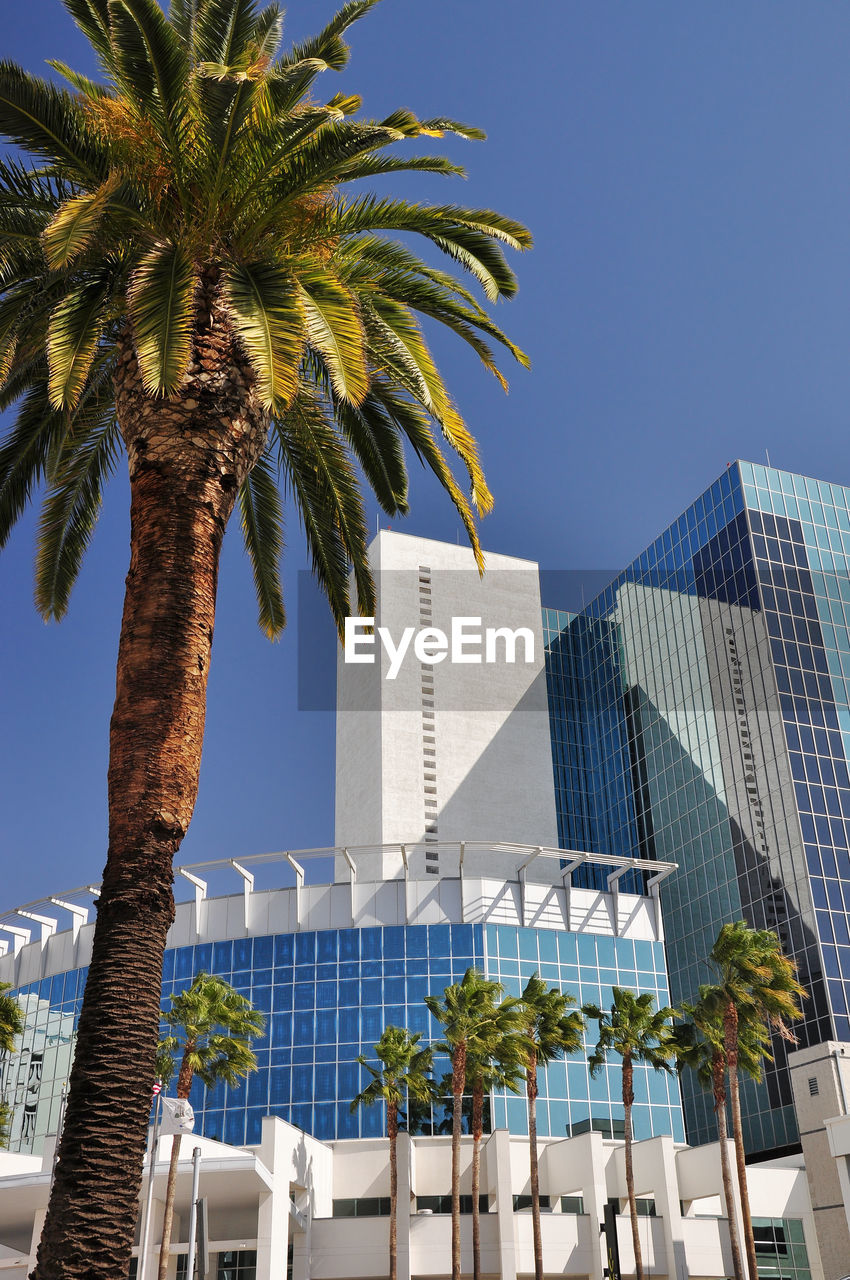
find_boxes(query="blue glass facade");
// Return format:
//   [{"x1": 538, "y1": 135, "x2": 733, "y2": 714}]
[
  {"x1": 543, "y1": 461, "x2": 850, "y2": 1156},
  {"x1": 7, "y1": 923, "x2": 683, "y2": 1153}
]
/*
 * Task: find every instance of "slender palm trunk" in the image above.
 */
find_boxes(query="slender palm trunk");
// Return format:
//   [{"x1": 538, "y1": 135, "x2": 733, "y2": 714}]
[
  {"x1": 623, "y1": 1054, "x2": 643, "y2": 1280},
  {"x1": 471, "y1": 1080, "x2": 483, "y2": 1280},
  {"x1": 713, "y1": 1053, "x2": 745, "y2": 1280},
  {"x1": 388, "y1": 1102, "x2": 398, "y2": 1280},
  {"x1": 724, "y1": 1003, "x2": 758, "y2": 1280},
  {"x1": 527, "y1": 1054, "x2": 544, "y2": 1280},
  {"x1": 451, "y1": 1043, "x2": 467, "y2": 1280},
  {"x1": 158, "y1": 1056, "x2": 195, "y2": 1280},
  {"x1": 32, "y1": 294, "x2": 269, "y2": 1280}
]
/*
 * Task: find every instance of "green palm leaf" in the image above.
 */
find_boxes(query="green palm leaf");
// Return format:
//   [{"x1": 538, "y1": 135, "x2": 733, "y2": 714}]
[
  {"x1": 223, "y1": 260, "x2": 304, "y2": 408},
  {"x1": 42, "y1": 183, "x2": 113, "y2": 269},
  {"x1": 276, "y1": 387, "x2": 373, "y2": 631},
  {"x1": 280, "y1": 0, "x2": 380, "y2": 72},
  {"x1": 128, "y1": 240, "x2": 196, "y2": 395},
  {"x1": 0, "y1": 62, "x2": 106, "y2": 183},
  {"x1": 34, "y1": 398, "x2": 119, "y2": 619},
  {"x1": 238, "y1": 445, "x2": 286, "y2": 638},
  {"x1": 46, "y1": 274, "x2": 111, "y2": 410},
  {"x1": 298, "y1": 268, "x2": 368, "y2": 405}
]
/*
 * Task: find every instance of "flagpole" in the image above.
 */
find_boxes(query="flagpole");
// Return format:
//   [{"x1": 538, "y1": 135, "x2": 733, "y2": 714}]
[
  {"x1": 185, "y1": 1146, "x2": 202, "y2": 1280},
  {"x1": 138, "y1": 1090, "x2": 163, "y2": 1280}
]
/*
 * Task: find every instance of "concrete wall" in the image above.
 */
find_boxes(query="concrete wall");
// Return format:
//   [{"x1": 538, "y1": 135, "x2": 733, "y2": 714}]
[
  {"x1": 789, "y1": 1040, "x2": 850, "y2": 1280},
  {"x1": 334, "y1": 533, "x2": 559, "y2": 881}
]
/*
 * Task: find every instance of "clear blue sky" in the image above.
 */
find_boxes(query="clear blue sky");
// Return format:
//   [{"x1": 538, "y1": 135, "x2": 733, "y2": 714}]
[{"x1": 3, "y1": 0, "x2": 850, "y2": 908}]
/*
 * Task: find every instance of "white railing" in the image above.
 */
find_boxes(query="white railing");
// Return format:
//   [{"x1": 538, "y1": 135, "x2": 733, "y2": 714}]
[{"x1": 0, "y1": 842, "x2": 677, "y2": 955}]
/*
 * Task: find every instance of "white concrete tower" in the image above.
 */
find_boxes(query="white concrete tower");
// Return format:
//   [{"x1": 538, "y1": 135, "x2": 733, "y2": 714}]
[{"x1": 334, "y1": 532, "x2": 559, "y2": 881}]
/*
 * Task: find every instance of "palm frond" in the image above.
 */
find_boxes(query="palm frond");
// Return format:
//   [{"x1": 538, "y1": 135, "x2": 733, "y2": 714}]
[
  {"x1": 0, "y1": 379, "x2": 69, "y2": 549},
  {"x1": 238, "y1": 445, "x2": 286, "y2": 638},
  {"x1": 42, "y1": 182, "x2": 114, "y2": 269},
  {"x1": 278, "y1": 0, "x2": 380, "y2": 72},
  {"x1": 275, "y1": 386, "x2": 372, "y2": 632},
  {"x1": 46, "y1": 274, "x2": 111, "y2": 409},
  {"x1": 222, "y1": 260, "x2": 304, "y2": 408},
  {"x1": 34, "y1": 396, "x2": 119, "y2": 619},
  {"x1": 61, "y1": 0, "x2": 113, "y2": 64},
  {"x1": 297, "y1": 267, "x2": 368, "y2": 405},
  {"x1": 0, "y1": 62, "x2": 106, "y2": 182},
  {"x1": 107, "y1": 0, "x2": 189, "y2": 154},
  {"x1": 332, "y1": 392, "x2": 409, "y2": 516},
  {"x1": 128, "y1": 239, "x2": 196, "y2": 395}
]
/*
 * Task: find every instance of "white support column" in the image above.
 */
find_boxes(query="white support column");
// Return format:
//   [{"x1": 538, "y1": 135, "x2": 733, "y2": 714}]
[
  {"x1": 396, "y1": 1129, "x2": 413, "y2": 1280},
  {"x1": 400, "y1": 845, "x2": 409, "y2": 925},
  {"x1": 459, "y1": 842, "x2": 466, "y2": 923},
  {"x1": 18, "y1": 910, "x2": 57, "y2": 945},
  {"x1": 606, "y1": 866, "x2": 631, "y2": 937},
  {"x1": 256, "y1": 1118, "x2": 291, "y2": 1280},
  {"x1": 285, "y1": 854, "x2": 305, "y2": 929},
  {"x1": 488, "y1": 1129, "x2": 518, "y2": 1280},
  {"x1": 0, "y1": 923, "x2": 31, "y2": 955},
  {"x1": 177, "y1": 870, "x2": 207, "y2": 938},
  {"x1": 230, "y1": 860, "x2": 254, "y2": 931},
  {"x1": 49, "y1": 898, "x2": 89, "y2": 942},
  {"x1": 516, "y1": 848, "x2": 541, "y2": 929},
  {"x1": 341, "y1": 848, "x2": 356, "y2": 927},
  {"x1": 560, "y1": 856, "x2": 585, "y2": 932}
]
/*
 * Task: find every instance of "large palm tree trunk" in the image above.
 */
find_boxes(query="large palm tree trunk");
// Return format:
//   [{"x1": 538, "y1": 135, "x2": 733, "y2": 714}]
[
  {"x1": 622, "y1": 1055, "x2": 643, "y2": 1280},
  {"x1": 388, "y1": 1103, "x2": 398, "y2": 1280},
  {"x1": 713, "y1": 1054, "x2": 745, "y2": 1280},
  {"x1": 724, "y1": 1003, "x2": 757, "y2": 1280},
  {"x1": 32, "y1": 301, "x2": 269, "y2": 1280},
  {"x1": 451, "y1": 1045, "x2": 467, "y2": 1280},
  {"x1": 527, "y1": 1056, "x2": 544, "y2": 1280},
  {"x1": 471, "y1": 1082, "x2": 483, "y2": 1280}
]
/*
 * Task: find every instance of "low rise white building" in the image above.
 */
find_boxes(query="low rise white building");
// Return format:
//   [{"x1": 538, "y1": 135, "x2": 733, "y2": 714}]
[{"x1": 0, "y1": 1115, "x2": 824, "y2": 1280}]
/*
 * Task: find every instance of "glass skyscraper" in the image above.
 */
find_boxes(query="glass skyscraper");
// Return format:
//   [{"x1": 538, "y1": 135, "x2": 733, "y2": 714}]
[{"x1": 544, "y1": 460, "x2": 850, "y2": 1156}]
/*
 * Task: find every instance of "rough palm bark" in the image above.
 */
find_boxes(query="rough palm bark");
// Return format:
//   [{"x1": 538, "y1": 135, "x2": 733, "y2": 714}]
[
  {"x1": 724, "y1": 1002, "x2": 758, "y2": 1280},
  {"x1": 32, "y1": 291, "x2": 269, "y2": 1280},
  {"x1": 470, "y1": 1080, "x2": 484, "y2": 1280},
  {"x1": 450, "y1": 1041, "x2": 467, "y2": 1280},
  {"x1": 622, "y1": 1054, "x2": 644, "y2": 1280},
  {"x1": 526, "y1": 1054, "x2": 544, "y2": 1280},
  {"x1": 388, "y1": 1102, "x2": 399, "y2": 1280},
  {"x1": 712, "y1": 1052, "x2": 745, "y2": 1280}
]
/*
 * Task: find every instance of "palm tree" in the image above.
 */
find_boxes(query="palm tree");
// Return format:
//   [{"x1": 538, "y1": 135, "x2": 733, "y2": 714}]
[
  {"x1": 155, "y1": 972, "x2": 265, "y2": 1280},
  {"x1": 583, "y1": 988, "x2": 677, "y2": 1280},
  {"x1": 517, "y1": 974, "x2": 584, "y2": 1280},
  {"x1": 350, "y1": 1026, "x2": 435, "y2": 1280},
  {"x1": 673, "y1": 988, "x2": 771, "y2": 1280},
  {"x1": 0, "y1": 2, "x2": 529, "y2": 1273},
  {"x1": 0, "y1": 983, "x2": 24, "y2": 1148},
  {"x1": 708, "y1": 923, "x2": 806, "y2": 1280},
  {"x1": 425, "y1": 969, "x2": 508, "y2": 1280},
  {"x1": 464, "y1": 1001, "x2": 524, "y2": 1280}
]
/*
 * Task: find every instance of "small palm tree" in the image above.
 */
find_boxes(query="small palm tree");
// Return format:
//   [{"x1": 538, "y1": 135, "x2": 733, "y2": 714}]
[
  {"x1": 350, "y1": 1026, "x2": 435, "y2": 1280},
  {"x1": 155, "y1": 972, "x2": 265, "y2": 1280},
  {"x1": 0, "y1": 982, "x2": 24, "y2": 1148},
  {"x1": 584, "y1": 989, "x2": 677, "y2": 1280},
  {"x1": 673, "y1": 988, "x2": 771, "y2": 1280},
  {"x1": 425, "y1": 969, "x2": 507, "y2": 1280},
  {"x1": 518, "y1": 974, "x2": 584, "y2": 1280},
  {"x1": 465, "y1": 1001, "x2": 525, "y2": 1280},
  {"x1": 709, "y1": 922, "x2": 806, "y2": 1280}
]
